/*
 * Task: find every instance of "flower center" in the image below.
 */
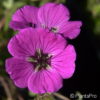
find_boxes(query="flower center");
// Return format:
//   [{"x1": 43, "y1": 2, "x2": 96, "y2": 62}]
[{"x1": 27, "y1": 49, "x2": 52, "y2": 71}]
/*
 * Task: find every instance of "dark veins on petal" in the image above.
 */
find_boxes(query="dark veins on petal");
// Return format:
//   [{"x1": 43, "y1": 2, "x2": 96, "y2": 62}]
[{"x1": 19, "y1": 8, "x2": 37, "y2": 28}]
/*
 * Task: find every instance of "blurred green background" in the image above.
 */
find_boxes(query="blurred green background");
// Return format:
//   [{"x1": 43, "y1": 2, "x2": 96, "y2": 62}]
[{"x1": 0, "y1": 0, "x2": 100, "y2": 100}]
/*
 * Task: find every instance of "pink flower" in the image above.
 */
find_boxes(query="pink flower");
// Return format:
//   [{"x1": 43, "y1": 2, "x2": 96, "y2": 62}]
[
  {"x1": 10, "y1": 3, "x2": 82, "y2": 39},
  {"x1": 10, "y1": 5, "x2": 38, "y2": 30},
  {"x1": 38, "y1": 3, "x2": 82, "y2": 39},
  {"x1": 6, "y1": 28, "x2": 76, "y2": 94}
]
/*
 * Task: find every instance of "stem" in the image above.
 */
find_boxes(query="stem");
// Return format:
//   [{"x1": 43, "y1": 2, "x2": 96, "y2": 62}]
[
  {"x1": 0, "y1": 17, "x2": 5, "y2": 30},
  {"x1": 53, "y1": 93, "x2": 70, "y2": 100},
  {"x1": 0, "y1": 76, "x2": 13, "y2": 100}
]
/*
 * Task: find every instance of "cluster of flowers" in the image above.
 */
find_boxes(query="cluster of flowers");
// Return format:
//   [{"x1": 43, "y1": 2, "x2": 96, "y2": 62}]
[{"x1": 6, "y1": 3, "x2": 82, "y2": 94}]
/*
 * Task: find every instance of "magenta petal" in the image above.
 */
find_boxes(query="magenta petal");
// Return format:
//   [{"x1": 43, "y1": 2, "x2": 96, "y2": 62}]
[
  {"x1": 8, "y1": 28, "x2": 66, "y2": 58},
  {"x1": 41, "y1": 33, "x2": 67, "y2": 56},
  {"x1": 60, "y1": 21, "x2": 82, "y2": 39},
  {"x1": 32, "y1": 28, "x2": 66, "y2": 55},
  {"x1": 12, "y1": 5, "x2": 38, "y2": 23},
  {"x1": 6, "y1": 58, "x2": 33, "y2": 88},
  {"x1": 28, "y1": 68, "x2": 63, "y2": 94},
  {"x1": 10, "y1": 5, "x2": 38, "y2": 30},
  {"x1": 10, "y1": 21, "x2": 28, "y2": 30},
  {"x1": 38, "y1": 3, "x2": 70, "y2": 30},
  {"x1": 51, "y1": 45, "x2": 76, "y2": 79},
  {"x1": 8, "y1": 28, "x2": 37, "y2": 59}
]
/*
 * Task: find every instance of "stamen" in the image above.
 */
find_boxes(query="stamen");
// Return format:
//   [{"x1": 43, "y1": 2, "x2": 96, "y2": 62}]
[
  {"x1": 46, "y1": 54, "x2": 52, "y2": 59},
  {"x1": 27, "y1": 57, "x2": 37, "y2": 63},
  {"x1": 36, "y1": 49, "x2": 41, "y2": 57},
  {"x1": 27, "y1": 49, "x2": 52, "y2": 71},
  {"x1": 46, "y1": 65, "x2": 51, "y2": 70},
  {"x1": 35, "y1": 64, "x2": 40, "y2": 72},
  {"x1": 50, "y1": 27, "x2": 58, "y2": 32}
]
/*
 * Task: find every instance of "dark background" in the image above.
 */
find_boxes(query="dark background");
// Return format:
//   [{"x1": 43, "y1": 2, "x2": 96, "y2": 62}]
[{"x1": 61, "y1": 0, "x2": 99, "y2": 99}]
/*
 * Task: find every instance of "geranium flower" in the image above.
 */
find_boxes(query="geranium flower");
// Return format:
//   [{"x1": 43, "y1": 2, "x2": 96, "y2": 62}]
[
  {"x1": 38, "y1": 3, "x2": 82, "y2": 39},
  {"x1": 10, "y1": 5, "x2": 38, "y2": 30},
  {"x1": 6, "y1": 28, "x2": 76, "y2": 94},
  {"x1": 10, "y1": 3, "x2": 82, "y2": 39}
]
